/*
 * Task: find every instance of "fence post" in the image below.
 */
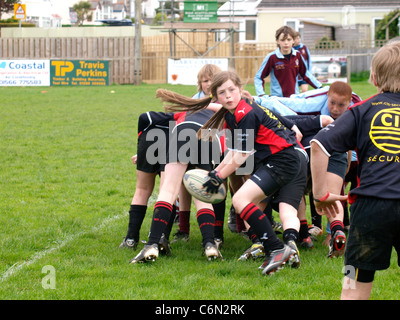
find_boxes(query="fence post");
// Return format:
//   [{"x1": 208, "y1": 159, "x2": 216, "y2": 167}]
[
  {"x1": 134, "y1": 0, "x2": 142, "y2": 85},
  {"x1": 347, "y1": 55, "x2": 351, "y2": 83}
]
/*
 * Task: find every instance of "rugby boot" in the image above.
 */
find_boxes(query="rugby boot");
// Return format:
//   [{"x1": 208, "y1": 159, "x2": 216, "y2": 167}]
[
  {"x1": 299, "y1": 235, "x2": 314, "y2": 249},
  {"x1": 328, "y1": 230, "x2": 346, "y2": 258},
  {"x1": 272, "y1": 221, "x2": 283, "y2": 234},
  {"x1": 286, "y1": 240, "x2": 301, "y2": 268},
  {"x1": 129, "y1": 243, "x2": 159, "y2": 264},
  {"x1": 259, "y1": 244, "x2": 296, "y2": 275},
  {"x1": 119, "y1": 237, "x2": 138, "y2": 250},
  {"x1": 171, "y1": 230, "x2": 189, "y2": 243},
  {"x1": 237, "y1": 242, "x2": 265, "y2": 261},
  {"x1": 159, "y1": 234, "x2": 171, "y2": 256},
  {"x1": 203, "y1": 242, "x2": 223, "y2": 261}
]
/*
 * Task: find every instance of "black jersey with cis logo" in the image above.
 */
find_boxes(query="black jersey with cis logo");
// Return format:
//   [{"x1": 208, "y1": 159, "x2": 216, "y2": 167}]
[
  {"x1": 312, "y1": 92, "x2": 400, "y2": 201},
  {"x1": 223, "y1": 98, "x2": 299, "y2": 167}
]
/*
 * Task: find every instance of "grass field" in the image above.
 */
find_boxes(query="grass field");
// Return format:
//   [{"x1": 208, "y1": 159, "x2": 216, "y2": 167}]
[{"x1": 1, "y1": 81, "x2": 398, "y2": 301}]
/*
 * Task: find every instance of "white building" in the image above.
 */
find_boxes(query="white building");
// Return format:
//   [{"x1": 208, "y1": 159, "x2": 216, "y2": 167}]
[
  {"x1": 218, "y1": 0, "x2": 262, "y2": 43},
  {"x1": 3, "y1": 0, "x2": 133, "y2": 27}
]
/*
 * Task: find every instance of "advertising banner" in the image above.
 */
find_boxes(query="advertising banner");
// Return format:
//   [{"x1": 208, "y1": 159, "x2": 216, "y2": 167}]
[
  {"x1": 183, "y1": 1, "x2": 218, "y2": 23},
  {"x1": 167, "y1": 58, "x2": 228, "y2": 85},
  {"x1": 50, "y1": 60, "x2": 109, "y2": 86},
  {"x1": 0, "y1": 60, "x2": 50, "y2": 86}
]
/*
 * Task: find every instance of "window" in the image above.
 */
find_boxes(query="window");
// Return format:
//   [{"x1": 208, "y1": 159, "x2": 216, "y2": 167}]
[
  {"x1": 373, "y1": 17, "x2": 382, "y2": 39},
  {"x1": 284, "y1": 18, "x2": 304, "y2": 37},
  {"x1": 245, "y1": 19, "x2": 256, "y2": 41}
]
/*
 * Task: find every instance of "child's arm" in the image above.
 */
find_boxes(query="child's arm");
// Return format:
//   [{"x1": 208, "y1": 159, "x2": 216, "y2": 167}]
[
  {"x1": 215, "y1": 150, "x2": 251, "y2": 180},
  {"x1": 298, "y1": 55, "x2": 321, "y2": 89},
  {"x1": 206, "y1": 102, "x2": 223, "y2": 113},
  {"x1": 254, "y1": 52, "x2": 274, "y2": 96}
]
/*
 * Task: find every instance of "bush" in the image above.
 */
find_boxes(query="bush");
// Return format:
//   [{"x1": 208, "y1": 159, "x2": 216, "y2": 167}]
[
  {"x1": 350, "y1": 70, "x2": 370, "y2": 82},
  {"x1": 0, "y1": 17, "x2": 35, "y2": 27},
  {"x1": 0, "y1": 22, "x2": 35, "y2": 27}
]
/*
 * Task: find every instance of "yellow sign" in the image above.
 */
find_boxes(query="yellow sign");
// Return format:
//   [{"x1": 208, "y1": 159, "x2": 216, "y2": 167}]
[
  {"x1": 14, "y1": 4, "x2": 26, "y2": 20},
  {"x1": 50, "y1": 60, "x2": 109, "y2": 86}
]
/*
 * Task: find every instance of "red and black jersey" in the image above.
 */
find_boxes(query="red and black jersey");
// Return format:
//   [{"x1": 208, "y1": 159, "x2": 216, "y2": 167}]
[
  {"x1": 174, "y1": 109, "x2": 214, "y2": 127},
  {"x1": 169, "y1": 108, "x2": 224, "y2": 168},
  {"x1": 223, "y1": 98, "x2": 299, "y2": 167},
  {"x1": 312, "y1": 92, "x2": 400, "y2": 202},
  {"x1": 137, "y1": 111, "x2": 183, "y2": 137}
]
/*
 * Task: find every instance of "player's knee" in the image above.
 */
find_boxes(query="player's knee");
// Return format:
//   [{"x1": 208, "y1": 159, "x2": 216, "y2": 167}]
[{"x1": 231, "y1": 193, "x2": 247, "y2": 214}]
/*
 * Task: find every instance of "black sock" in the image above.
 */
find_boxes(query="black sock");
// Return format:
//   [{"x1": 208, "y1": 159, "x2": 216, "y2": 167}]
[
  {"x1": 263, "y1": 203, "x2": 273, "y2": 224},
  {"x1": 197, "y1": 208, "x2": 215, "y2": 246},
  {"x1": 213, "y1": 200, "x2": 225, "y2": 240},
  {"x1": 127, "y1": 204, "x2": 147, "y2": 241},
  {"x1": 283, "y1": 228, "x2": 299, "y2": 244},
  {"x1": 299, "y1": 219, "x2": 309, "y2": 240},
  {"x1": 330, "y1": 220, "x2": 344, "y2": 235},
  {"x1": 240, "y1": 203, "x2": 283, "y2": 253},
  {"x1": 148, "y1": 201, "x2": 172, "y2": 245},
  {"x1": 247, "y1": 227, "x2": 259, "y2": 243},
  {"x1": 163, "y1": 206, "x2": 177, "y2": 240},
  {"x1": 310, "y1": 193, "x2": 321, "y2": 228}
]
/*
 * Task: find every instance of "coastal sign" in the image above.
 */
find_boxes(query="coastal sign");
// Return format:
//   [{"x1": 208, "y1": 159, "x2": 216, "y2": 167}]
[{"x1": 0, "y1": 60, "x2": 50, "y2": 86}]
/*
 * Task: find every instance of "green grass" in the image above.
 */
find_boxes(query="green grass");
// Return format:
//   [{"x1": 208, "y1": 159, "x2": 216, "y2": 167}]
[{"x1": 0, "y1": 81, "x2": 397, "y2": 300}]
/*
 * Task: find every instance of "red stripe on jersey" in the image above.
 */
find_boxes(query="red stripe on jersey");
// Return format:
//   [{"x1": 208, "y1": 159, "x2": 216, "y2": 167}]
[
  {"x1": 255, "y1": 124, "x2": 292, "y2": 154},
  {"x1": 219, "y1": 131, "x2": 227, "y2": 153},
  {"x1": 348, "y1": 94, "x2": 378, "y2": 110},
  {"x1": 174, "y1": 111, "x2": 185, "y2": 121},
  {"x1": 175, "y1": 111, "x2": 187, "y2": 124},
  {"x1": 234, "y1": 100, "x2": 253, "y2": 123}
]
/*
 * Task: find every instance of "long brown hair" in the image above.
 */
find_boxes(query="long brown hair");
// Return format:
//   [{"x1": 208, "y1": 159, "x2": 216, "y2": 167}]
[{"x1": 156, "y1": 70, "x2": 244, "y2": 139}]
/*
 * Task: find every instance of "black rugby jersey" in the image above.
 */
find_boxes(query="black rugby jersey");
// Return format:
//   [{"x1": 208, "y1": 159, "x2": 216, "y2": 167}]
[
  {"x1": 312, "y1": 92, "x2": 400, "y2": 201},
  {"x1": 174, "y1": 109, "x2": 214, "y2": 128},
  {"x1": 170, "y1": 109, "x2": 224, "y2": 166},
  {"x1": 223, "y1": 98, "x2": 299, "y2": 165},
  {"x1": 138, "y1": 111, "x2": 183, "y2": 137}
]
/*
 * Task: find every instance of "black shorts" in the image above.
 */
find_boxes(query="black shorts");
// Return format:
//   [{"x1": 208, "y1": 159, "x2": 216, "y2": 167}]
[
  {"x1": 327, "y1": 152, "x2": 348, "y2": 179},
  {"x1": 136, "y1": 130, "x2": 166, "y2": 173},
  {"x1": 250, "y1": 147, "x2": 308, "y2": 210},
  {"x1": 168, "y1": 122, "x2": 221, "y2": 171},
  {"x1": 345, "y1": 196, "x2": 400, "y2": 271},
  {"x1": 304, "y1": 151, "x2": 347, "y2": 193}
]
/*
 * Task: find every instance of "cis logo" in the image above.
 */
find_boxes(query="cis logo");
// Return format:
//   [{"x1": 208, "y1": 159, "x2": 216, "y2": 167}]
[
  {"x1": 52, "y1": 61, "x2": 74, "y2": 76},
  {"x1": 370, "y1": 107, "x2": 400, "y2": 154}
]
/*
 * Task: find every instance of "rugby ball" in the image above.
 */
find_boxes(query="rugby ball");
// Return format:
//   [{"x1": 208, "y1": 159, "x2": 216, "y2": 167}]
[{"x1": 183, "y1": 169, "x2": 226, "y2": 204}]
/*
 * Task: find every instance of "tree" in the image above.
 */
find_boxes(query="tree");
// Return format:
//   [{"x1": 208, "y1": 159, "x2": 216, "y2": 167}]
[
  {"x1": 0, "y1": 0, "x2": 20, "y2": 20},
  {"x1": 155, "y1": 0, "x2": 181, "y2": 22},
  {"x1": 375, "y1": 9, "x2": 400, "y2": 40},
  {"x1": 72, "y1": 1, "x2": 93, "y2": 26}
]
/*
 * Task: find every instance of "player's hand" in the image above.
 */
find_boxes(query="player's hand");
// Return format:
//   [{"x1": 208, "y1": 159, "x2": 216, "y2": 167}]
[
  {"x1": 202, "y1": 170, "x2": 224, "y2": 194},
  {"x1": 313, "y1": 192, "x2": 348, "y2": 219},
  {"x1": 131, "y1": 154, "x2": 138, "y2": 165}
]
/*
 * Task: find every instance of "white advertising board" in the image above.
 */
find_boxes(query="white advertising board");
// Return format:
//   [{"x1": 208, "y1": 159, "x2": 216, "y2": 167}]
[
  {"x1": 0, "y1": 60, "x2": 51, "y2": 86},
  {"x1": 167, "y1": 58, "x2": 229, "y2": 85}
]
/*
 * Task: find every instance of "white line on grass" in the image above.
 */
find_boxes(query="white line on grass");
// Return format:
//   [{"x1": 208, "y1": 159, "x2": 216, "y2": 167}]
[{"x1": 0, "y1": 212, "x2": 127, "y2": 283}]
